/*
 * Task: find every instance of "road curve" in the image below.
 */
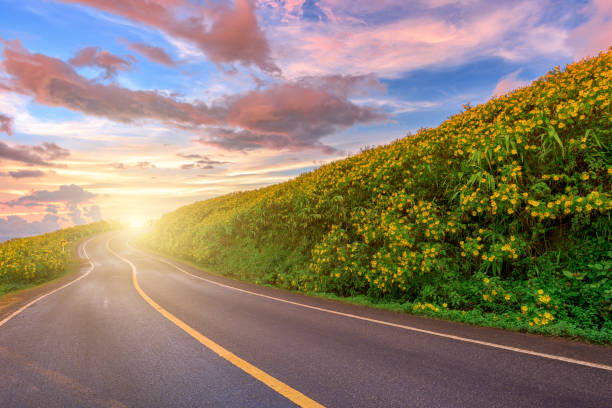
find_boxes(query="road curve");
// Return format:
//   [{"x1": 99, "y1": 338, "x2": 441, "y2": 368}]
[{"x1": 0, "y1": 231, "x2": 610, "y2": 407}]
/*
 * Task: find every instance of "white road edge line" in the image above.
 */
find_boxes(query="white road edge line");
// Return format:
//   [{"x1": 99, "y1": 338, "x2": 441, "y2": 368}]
[
  {"x1": 0, "y1": 237, "x2": 96, "y2": 328},
  {"x1": 128, "y1": 242, "x2": 612, "y2": 372}
]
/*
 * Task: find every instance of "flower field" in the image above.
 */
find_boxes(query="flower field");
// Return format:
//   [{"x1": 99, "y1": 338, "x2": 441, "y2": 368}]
[
  {"x1": 0, "y1": 221, "x2": 115, "y2": 288},
  {"x1": 145, "y1": 50, "x2": 611, "y2": 342}
]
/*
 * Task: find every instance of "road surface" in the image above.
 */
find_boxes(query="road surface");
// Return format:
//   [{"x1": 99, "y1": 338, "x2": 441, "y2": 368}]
[{"x1": 0, "y1": 232, "x2": 611, "y2": 407}]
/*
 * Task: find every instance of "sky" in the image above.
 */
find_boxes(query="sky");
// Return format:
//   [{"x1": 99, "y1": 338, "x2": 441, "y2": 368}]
[{"x1": 0, "y1": 0, "x2": 609, "y2": 241}]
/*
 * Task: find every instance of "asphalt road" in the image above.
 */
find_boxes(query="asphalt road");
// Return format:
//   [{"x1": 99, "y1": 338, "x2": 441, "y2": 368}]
[{"x1": 1, "y1": 232, "x2": 611, "y2": 407}]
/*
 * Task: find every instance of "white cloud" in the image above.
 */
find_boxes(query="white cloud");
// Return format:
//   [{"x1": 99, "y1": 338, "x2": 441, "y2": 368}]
[
  {"x1": 492, "y1": 69, "x2": 529, "y2": 97},
  {"x1": 351, "y1": 97, "x2": 441, "y2": 114},
  {"x1": 0, "y1": 214, "x2": 62, "y2": 242}
]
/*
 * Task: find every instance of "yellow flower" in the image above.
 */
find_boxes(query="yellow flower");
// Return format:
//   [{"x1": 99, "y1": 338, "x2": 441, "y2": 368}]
[
  {"x1": 538, "y1": 295, "x2": 551, "y2": 304},
  {"x1": 521, "y1": 305, "x2": 528, "y2": 313}
]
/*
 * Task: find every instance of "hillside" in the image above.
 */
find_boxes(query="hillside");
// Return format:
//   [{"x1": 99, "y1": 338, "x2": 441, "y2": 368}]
[
  {"x1": 0, "y1": 221, "x2": 116, "y2": 295},
  {"x1": 145, "y1": 50, "x2": 612, "y2": 342}
]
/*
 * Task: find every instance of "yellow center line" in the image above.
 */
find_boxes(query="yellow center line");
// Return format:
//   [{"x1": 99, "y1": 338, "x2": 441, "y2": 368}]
[{"x1": 106, "y1": 238, "x2": 325, "y2": 408}]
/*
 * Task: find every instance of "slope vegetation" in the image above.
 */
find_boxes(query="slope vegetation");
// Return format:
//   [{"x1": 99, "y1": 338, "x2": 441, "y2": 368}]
[
  {"x1": 0, "y1": 221, "x2": 115, "y2": 294},
  {"x1": 146, "y1": 50, "x2": 611, "y2": 342}
]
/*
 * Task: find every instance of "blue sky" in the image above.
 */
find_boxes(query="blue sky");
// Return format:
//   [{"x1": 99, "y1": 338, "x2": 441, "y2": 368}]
[{"x1": 0, "y1": 0, "x2": 609, "y2": 240}]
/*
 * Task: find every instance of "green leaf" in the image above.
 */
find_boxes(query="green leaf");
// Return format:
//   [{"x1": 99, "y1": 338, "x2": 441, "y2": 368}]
[
  {"x1": 546, "y1": 125, "x2": 565, "y2": 158},
  {"x1": 562, "y1": 270, "x2": 574, "y2": 279}
]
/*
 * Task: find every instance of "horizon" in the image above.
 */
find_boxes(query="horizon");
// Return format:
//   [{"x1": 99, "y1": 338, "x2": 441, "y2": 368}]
[{"x1": 1, "y1": 0, "x2": 610, "y2": 241}]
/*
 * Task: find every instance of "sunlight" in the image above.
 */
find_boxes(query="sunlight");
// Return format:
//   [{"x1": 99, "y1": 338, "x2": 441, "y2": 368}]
[{"x1": 127, "y1": 216, "x2": 148, "y2": 229}]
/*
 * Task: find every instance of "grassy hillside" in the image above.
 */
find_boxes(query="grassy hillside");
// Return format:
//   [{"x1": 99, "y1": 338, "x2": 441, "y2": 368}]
[
  {"x1": 145, "y1": 50, "x2": 612, "y2": 342},
  {"x1": 0, "y1": 221, "x2": 116, "y2": 295}
]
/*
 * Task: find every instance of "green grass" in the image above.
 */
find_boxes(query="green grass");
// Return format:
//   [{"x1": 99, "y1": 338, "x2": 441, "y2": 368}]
[{"x1": 0, "y1": 282, "x2": 38, "y2": 297}]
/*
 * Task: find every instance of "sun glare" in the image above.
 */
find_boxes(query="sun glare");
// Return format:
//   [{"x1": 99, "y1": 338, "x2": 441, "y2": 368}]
[{"x1": 127, "y1": 216, "x2": 148, "y2": 229}]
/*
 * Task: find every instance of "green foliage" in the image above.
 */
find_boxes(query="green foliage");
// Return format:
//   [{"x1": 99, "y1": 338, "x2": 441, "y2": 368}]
[
  {"x1": 145, "y1": 51, "x2": 612, "y2": 342},
  {"x1": 0, "y1": 221, "x2": 116, "y2": 285}
]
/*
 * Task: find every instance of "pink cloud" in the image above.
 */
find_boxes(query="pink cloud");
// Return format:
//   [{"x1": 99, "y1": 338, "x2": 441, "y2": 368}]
[
  {"x1": 177, "y1": 153, "x2": 229, "y2": 169},
  {"x1": 0, "y1": 140, "x2": 68, "y2": 167},
  {"x1": 4, "y1": 184, "x2": 95, "y2": 207},
  {"x1": 568, "y1": 0, "x2": 612, "y2": 59},
  {"x1": 6, "y1": 169, "x2": 46, "y2": 179},
  {"x1": 2, "y1": 184, "x2": 99, "y2": 227},
  {"x1": 492, "y1": 69, "x2": 529, "y2": 97},
  {"x1": 122, "y1": 40, "x2": 178, "y2": 67},
  {"x1": 0, "y1": 40, "x2": 383, "y2": 153},
  {"x1": 205, "y1": 75, "x2": 386, "y2": 152},
  {"x1": 59, "y1": 0, "x2": 279, "y2": 73},
  {"x1": 0, "y1": 113, "x2": 13, "y2": 135},
  {"x1": 0, "y1": 39, "x2": 221, "y2": 126},
  {"x1": 69, "y1": 46, "x2": 134, "y2": 79},
  {"x1": 268, "y1": 1, "x2": 569, "y2": 78},
  {"x1": 31, "y1": 142, "x2": 70, "y2": 160}
]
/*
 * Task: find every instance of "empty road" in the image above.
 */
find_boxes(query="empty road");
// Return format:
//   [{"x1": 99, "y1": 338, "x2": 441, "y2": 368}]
[{"x1": 1, "y1": 232, "x2": 611, "y2": 407}]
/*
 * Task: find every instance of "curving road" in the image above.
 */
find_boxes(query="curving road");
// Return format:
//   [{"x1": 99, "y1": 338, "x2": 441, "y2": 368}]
[{"x1": 0, "y1": 232, "x2": 611, "y2": 407}]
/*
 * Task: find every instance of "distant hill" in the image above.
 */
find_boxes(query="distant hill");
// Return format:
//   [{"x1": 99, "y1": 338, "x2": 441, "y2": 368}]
[
  {"x1": 145, "y1": 49, "x2": 611, "y2": 342},
  {"x1": 0, "y1": 221, "x2": 116, "y2": 293}
]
